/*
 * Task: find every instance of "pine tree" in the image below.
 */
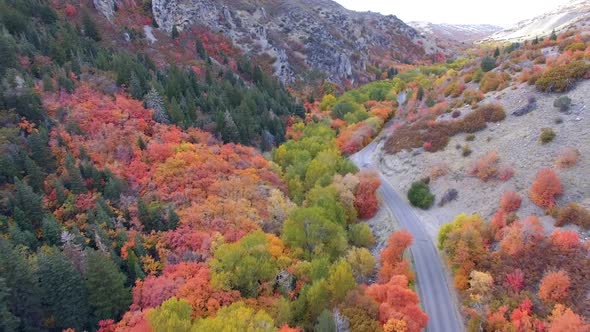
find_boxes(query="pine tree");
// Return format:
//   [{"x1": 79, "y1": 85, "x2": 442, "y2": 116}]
[
  {"x1": 103, "y1": 177, "x2": 122, "y2": 202},
  {"x1": 196, "y1": 38, "x2": 208, "y2": 60},
  {"x1": 221, "y1": 110, "x2": 240, "y2": 143},
  {"x1": 417, "y1": 86, "x2": 424, "y2": 101},
  {"x1": 167, "y1": 206, "x2": 179, "y2": 230},
  {"x1": 24, "y1": 157, "x2": 45, "y2": 193},
  {"x1": 145, "y1": 87, "x2": 169, "y2": 124},
  {"x1": 12, "y1": 178, "x2": 44, "y2": 230},
  {"x1": 38, "y1": 247, "x2": 90, "y2": 331},
  {"x1": 85, "y1": 250, "x2": 131, "y2": 322},
  {"x1": 82, "y1": 12, "x2": 101, "y2": 41},
  {"x1": 65, "y1": 154, "x2": 86, "y2": 194},
  {"x1": 28, "y1": 129, "x2": 56, "y2": 172},
  {"x1": 171, "y1": 25, "x2": 179, "y2": 39},
  {"x1": 129, "y1": 72, "x2": 143, "y2": 99},
  {"x1": 42, "y1": 215, "x2": 61, "y2": 246},
  {"x1": 0, "y1": 238, "x2": 43, "y2": 330},
  {"x1": 494, "y1": 47, "x2": 500, "y2": 58},
  {"x1": 550, "y1": 29, "x2": 557, "y2": 41},
  {"x1": 0, "y1": 278, "x2": 19, "y2": 332}
]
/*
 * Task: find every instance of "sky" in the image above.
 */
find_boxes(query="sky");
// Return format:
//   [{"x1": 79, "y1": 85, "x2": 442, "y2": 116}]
[{"x1": 333, "y1": 0, "x2": 572, "y2": 26}]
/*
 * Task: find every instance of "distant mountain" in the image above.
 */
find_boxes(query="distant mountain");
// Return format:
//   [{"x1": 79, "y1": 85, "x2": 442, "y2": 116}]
[
  {"x1": 410, "y1": 22, "x2": 502, "y2": 44},
  {"x1": 92, "y1": 0, "x2": 440, "y2": 85},
  {"x1": 482, "y1": 0, "x2": 590, "y2": 42}
]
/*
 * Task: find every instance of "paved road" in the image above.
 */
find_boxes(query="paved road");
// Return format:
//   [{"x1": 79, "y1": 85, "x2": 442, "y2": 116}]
[{"x1": 351, "y1": 142, "x2": 464, "y2": 332}]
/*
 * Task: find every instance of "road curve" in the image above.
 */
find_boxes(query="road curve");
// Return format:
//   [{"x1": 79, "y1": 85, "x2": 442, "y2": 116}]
[{"x1": 351, "y1": 142, "x2": 464, "y2": 332}]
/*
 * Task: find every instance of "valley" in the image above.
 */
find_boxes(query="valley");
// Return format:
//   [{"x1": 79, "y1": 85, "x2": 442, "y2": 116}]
[{"x1": 0, "y1": 0, "x2": 588, "y2": 331}]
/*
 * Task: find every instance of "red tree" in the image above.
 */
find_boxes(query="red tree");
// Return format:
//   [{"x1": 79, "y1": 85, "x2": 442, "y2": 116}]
[
  {"x1": 529, "y1": 168, "x2": 562, "y2": 208},
  {"x1": 500, "y1": 191, "x2": 521, "y2": 212},
  {"x1": 505, "y1": 269, "x2": 525, "y2": 292},
  {"x1": 539, "y1": 271, "x2": 570, "y2": 304},
  {"x1": 354, "y1": 171, "x2": 381, "y2": 219},
  {"x1": 366, "y1": 275, "x2": 428, "y2": 332}
]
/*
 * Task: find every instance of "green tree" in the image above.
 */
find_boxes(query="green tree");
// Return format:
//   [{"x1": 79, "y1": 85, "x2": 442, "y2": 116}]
[
  {"x1": 326, "y1": 260, "x2": 356, "y2": 301},
  {"x1": 38, "y1": 247, "x2": 90, "y2": 331},
  {"x1": 42, "y1": 215, "x2": 61, "y2": 245},
  {"x1": 196, "y1": 38, "x2": 208, "y2": 60},
  {"x1": 171, "y1": 25, "x2": 179, "y2": 39},
  {"x1": 494, "y1": 47, "x2": 500, "y2": 58},
  {"x1": 24, "y1": 157, "x2": 45, "y2": 193},
  {"x1": 407, "y1": 181, "x2": 434, "y2": 209},
  {"x1": 65, "y1": 154, "x2": 86, "y2": 194},
  {"x1": 550, "y1": 29, "x2": 557, "y2": 41},
  {"x1": 0, "y1": 278, "x2": 19, "y2": 332},
  {"x1": 82, "y1": 12, "x2": 101, "y2": 41},
  {"x1": 417, "y1": 86, "x2": 424, "y2": 101},
  {"x1": 348, "y1": 223, "x2": 375, "y2": 248},
  {"x1": 12, "y1": 178, "x2": 44, "y2": 230},
  {"x1": 28, "y1": 129, "x2": 55, "y2": 172},
  {"x1": 0, "y1": 238, "x2": 43, "y2": 331},
  {"x1": 211, "y1": 231, "x2": 278, "y2": 297},
  {"x1": 480, "y1": 56, "x2": 497, "y2": 72},
  {"x1": 85, "y1": 250, "x2": 131, "y2": 322},
  {"x1": 193, "y1": 301, "x2": 276, "y2": 332},
  {"x1": 314, "y1": 310, "x2": 336, "y2": 332},
  {"x1": 282, "y1": 207, "x2": 347, "y2": 260},
  {"x1": 147, "y1": 297, "x2": 193, "y2": 332}
]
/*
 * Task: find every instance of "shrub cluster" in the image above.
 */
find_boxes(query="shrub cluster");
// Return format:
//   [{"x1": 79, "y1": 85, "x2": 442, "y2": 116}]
[
  {"x1": 407, "y1": 181, "x2": 435, "y2": 209},
  {"x1": 536, "y1": 61, "x2": 590, "y2": 92},
  {"x1": 384, "y1": 104, "x2": 505, "y2": 153},
  {"x1": 540, "y1": 128, "x2": 556, "y2": 144},
  {"x1": 556, "y1": 203, "x2": 590, "y2": 229},
  {"x1": 480, "y1": 72, "x2": 511, "y2": 93},
  {"x1": 553, "y1": 96, "x2": 572, "y2": 112}
]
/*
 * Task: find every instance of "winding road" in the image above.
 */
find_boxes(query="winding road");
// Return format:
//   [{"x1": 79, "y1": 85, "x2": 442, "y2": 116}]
[{"x1": 351, "y1": 142, "x2": 464, "y2": 332}]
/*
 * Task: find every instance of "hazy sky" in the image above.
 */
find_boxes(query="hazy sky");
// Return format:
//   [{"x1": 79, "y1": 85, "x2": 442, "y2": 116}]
[{"x1": 333, "y1": 0, "x2": 571, "y2": 26}]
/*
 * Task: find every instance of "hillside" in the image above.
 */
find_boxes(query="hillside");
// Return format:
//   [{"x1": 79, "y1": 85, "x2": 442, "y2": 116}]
[
  {"x1": 483, "y1": 0, "x2": 590, "y2": 42},
  {"x1": 411, "y1": 22, "x2": 501, "y2": 45},
  {"x1": 90, "y1": 0, "x2": 441, "y2": 85}
]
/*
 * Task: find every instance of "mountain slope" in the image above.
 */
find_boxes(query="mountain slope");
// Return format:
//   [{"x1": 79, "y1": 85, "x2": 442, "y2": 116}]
[
  {"x1": 411, "y1": 22, "x2": 501, "y2": 44},
  {"x1": 141, "y1": 0, "x2": 439, "y2": 84},
  {"x1": 483, "y1": 0, "x2": 590, "y2": 42}
]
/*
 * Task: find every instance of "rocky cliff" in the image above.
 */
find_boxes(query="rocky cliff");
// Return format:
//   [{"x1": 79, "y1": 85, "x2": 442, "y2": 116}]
[{"x1": 146, "y1": 0, "x2": 437, "y2": 84}]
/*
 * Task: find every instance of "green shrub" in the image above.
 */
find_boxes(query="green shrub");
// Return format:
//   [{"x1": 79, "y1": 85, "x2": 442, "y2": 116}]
[
  {"x1": 466, "y1": 134, "x2": 476, "y2": 141},
  {"x1": 462, "y1": 144, "x2": 472, "y2": 157},
  {"x1": 553, "y1": 96, "x2": 572, "y2": 112},
  {"x1": 332, "y1": 102, "x2": 357, "y2": 119},
  {"x1": 480, "y1": 57, "x2": 497, "y2": 72},
  {"x1": 407, "y1": 181, "x2": 435, "y2": 209},
  {"x1": 536, "y1": 61, "x2": 590, "y2": 93},
  {"x1": 540, "y1": 128, "x2": 556, "y2": 144}
]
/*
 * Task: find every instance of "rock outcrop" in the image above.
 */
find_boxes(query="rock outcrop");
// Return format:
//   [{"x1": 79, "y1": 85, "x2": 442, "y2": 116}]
[
  {"x1": 93, "y1": 0, "x2": 117, "y2": 21},
  {"x1": 150, "y1": 0, "x2": 437, "y2": 84}
]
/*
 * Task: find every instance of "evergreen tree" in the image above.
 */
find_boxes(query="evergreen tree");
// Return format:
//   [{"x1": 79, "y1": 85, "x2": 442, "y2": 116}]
[
  {"x1": 12, "y1": 178, "x2": 44, "y2": 230},
  {"x1": 42, "y1": 215, "x2": 61, "y2": 246},
  {"x1": 417, "y1": 86, "x2": 424, "y2": 101},
  {"x1": 145, "y1": 87, "x2": 170, "y2": 124},
  {"x1": 167, "y1": 206, "x2": 179, "y2": 230},
  {"x1": 38, "y1": 247, "x2": 90, "y2": 331},
  {"x1": 0, "y1": 278, "x2": 19, "y2": 332},
  {"x1": 221, "y1": 110, "x2": 240, "y2": 143},
  {"x1": 196, "y1": 38, "x2": 208, "y2": 60},
  {"x1": 82, "y1": 13, "x2": 101, "y2": 41},
  {"x1": 494, "y1": 47, "x2": 500, "y2": 58},
  {"x1": 65, "y1": 154, "x2": 86, "y2": 194},
  {"x1": 550, "y1": 29, "x2": 557, "y2": 41},
  {"x1": 85, "y1": 250, "x2": 131, "y2": 322},
  {"x1": 103, "y1": 177, "x2": 123, "y2": 202},
  {"x1": 129, "y1": 71, "x2": 143, "y2": 100},
  {"x1": 171, "y1": 25, "x2": 179, "y2": 39},
  {"x1": 0, "y1": 238, "x2": 43, "y2": 331},
  {"x1": 24, "y1": 157, "x2": 45, "y2": 193},
  {"x1": 28, "y1": 129, "x2": 56, "y2": 172}
]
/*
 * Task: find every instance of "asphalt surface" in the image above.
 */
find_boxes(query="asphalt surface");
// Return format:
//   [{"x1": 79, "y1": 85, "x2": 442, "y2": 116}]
[{"x1": 351, "y1": 142, "x2": 464, "y2": 332}]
